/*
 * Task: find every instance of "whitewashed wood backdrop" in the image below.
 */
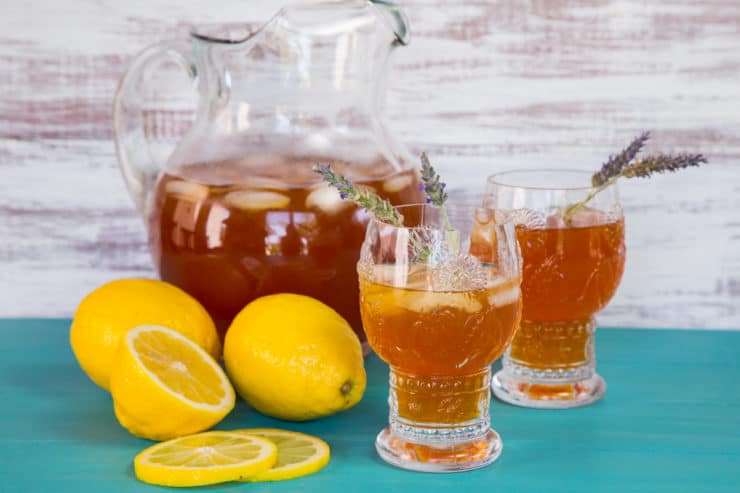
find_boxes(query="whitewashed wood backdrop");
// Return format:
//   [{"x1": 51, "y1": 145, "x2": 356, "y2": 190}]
[{"x1": 1, "y1": 0, "x2": 738, "y2": 328}]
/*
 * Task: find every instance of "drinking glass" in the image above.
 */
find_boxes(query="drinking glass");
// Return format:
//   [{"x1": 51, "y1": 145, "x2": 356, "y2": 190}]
[
  {"x1": 484, "y1": 170, "x2": 626, "y2": 408},
  {"x1": 358, "y1": 203, "x2": 522, "y2": 472}
]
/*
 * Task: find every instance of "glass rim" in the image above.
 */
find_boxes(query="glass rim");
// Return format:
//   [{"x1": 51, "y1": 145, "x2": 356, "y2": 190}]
[
  {"x1": 486, "y1": 169, "x2": 597, "y2": 192},
  {"x1": 369, "y1": 202, "x2": 516, "y2": 231},
  {"x1": 190, "y1": 23, "x2": 256, "y2": 44},
  {"x1": 368, "y1": 202, "x2": 447, "y2": 231},
  {"x1": 190, "y1": 1, "x2": 409, "y2": 46}
]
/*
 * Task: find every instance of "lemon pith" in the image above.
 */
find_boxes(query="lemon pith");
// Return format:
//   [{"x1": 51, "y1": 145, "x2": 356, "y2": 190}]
[
  {"x1": 110, "y1": 324, "x2": 234, "y2": 441},
  {"x1": 236, "y1": 429, "x2": 331, "y2": 482},
  {"x1": 134, "y1": 431, "x2": 277, "y2": 487}
]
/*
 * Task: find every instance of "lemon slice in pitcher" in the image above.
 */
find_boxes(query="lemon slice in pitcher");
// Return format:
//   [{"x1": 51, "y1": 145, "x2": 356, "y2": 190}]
[
  {"x1": 237, "y1": 429, "x2": 331, "y2": 482},
  {"x1": 135, "y1": 431, "x2": 277, "y2": 487}
]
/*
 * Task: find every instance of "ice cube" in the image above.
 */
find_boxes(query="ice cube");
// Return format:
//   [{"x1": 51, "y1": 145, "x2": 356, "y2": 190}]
[
  {"x1": 431, "y1": 253, "x2": 488, "y2": 292},
  {"x1": 487, "y1": 284, "x2": 521, "y2": 307},
  {"x1": 474, "y1": 207, "x2": 494, "y2": 226},
  {"x1": 240, "y1": 176, "x2": 292, "y2": 190},
  {"x1": 224, "y1": 190, "x2": 290, "y2": 211},
  {"x1": 405, "y1": 264, "x2": 432, "y2": 290},
  {"x1": 382, "y1": 173, "x2": 414, "y2": 193},
  {"x1": 545, "y1": 213, "x2": 568, "y2": 229},
  {"x1": 305, "y1": 184, "x2": 352, "y2": 214},
  {"x1": 568, "y1": 208, "x2": 608, "y2": 228},
  {"x1": 396, "y1": 290, "x2": 482, "y2": 314},
  {"x1": 471, "y1": 224, "x2": 494, "y2": 247},
  {"x1": 165, "y1": 180, "x2": 209, "y2": 201},
  {"x1": 511, "y1": 208, "x2": 546, "y2": 228},
  {"x1": 362, "y1": 264, "x2": 429, "y2": 290}
]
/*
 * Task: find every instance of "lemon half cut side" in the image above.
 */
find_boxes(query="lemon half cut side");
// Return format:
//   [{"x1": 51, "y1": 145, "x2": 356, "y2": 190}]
[
  {"x1": 110, "y1": 324, "x2": 235, "y2": 441},
  {"x1": 70, "y1": 278, "x2": 220, "y2": 390}
]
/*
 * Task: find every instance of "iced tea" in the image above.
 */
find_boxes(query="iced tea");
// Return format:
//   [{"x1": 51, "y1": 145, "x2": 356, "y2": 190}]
[
  {"x1": 511, "y1": 215, "x2": 625, "y2": 371},
  {"x1": 360, "y1": 203, "x2": 523, "y2": 471},
  {"x1": 359, "y1": 273, "x2": 521, "y2": 424},
  {"x1": 149, "y1": 157, "x2": 422, "y2": 341},
  {"x1": 486, "y1": 170, "x2": 626, "y2": 407},
  {"x1": 491, "y1": 211, "x2": 626, "y2": 403}
]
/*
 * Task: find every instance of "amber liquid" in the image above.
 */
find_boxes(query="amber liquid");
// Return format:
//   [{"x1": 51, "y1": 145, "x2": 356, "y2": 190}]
[
  {"x1": 510, "y1": 216, "x2": 626, "y2": 373},
  {"x1": 359, "y1": 275, "x2": 522, "y2": 424},
  {"x1": 149, "y1": 158, "x2": 422, "y2": 342}
]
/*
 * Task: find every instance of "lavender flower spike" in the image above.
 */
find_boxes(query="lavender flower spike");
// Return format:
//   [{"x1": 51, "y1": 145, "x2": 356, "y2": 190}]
[
  {"x1": 565, "y1": 132, "x2": 707, "y2": 218},
  {"x1": 420, "y1": 152, "x2": 449, "y2": 207},
  {"x1": 312, "y1": 164, "x2": 403, "y2": 226},
  {"x1": 621, "y1": 153, "x2": 707, "y2": 179},
  {"x1": 592, "y1": 132, "x2": 650, "y2": 187}
]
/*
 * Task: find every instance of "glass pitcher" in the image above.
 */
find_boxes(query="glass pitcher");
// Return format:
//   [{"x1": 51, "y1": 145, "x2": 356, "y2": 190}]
[{"x1": 113, "y1": 0, "x2": 422, "y2": 346}]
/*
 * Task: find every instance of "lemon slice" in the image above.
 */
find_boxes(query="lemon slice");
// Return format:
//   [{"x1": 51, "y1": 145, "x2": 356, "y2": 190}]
[
  {"x1": 165, "y1": 180, "x2": 209, "y2": 200},
  {"x1": 110, "y1": 325, "x2": 235, "y2": 441},
  {"x1": 135, "y1": 431, "x2": 277, "y2": 487},
  {"x1": 237, "y1": 429, "x2": 331, "y2": 482},
  {"x1": 224, "y1": 190, "x2": 290, "y2": 211},
  {"x1": 305, "y1": 184, "x2": 352, "y2": 214}
]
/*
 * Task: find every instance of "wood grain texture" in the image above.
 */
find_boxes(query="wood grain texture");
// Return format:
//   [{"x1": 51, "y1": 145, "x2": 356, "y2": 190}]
[{"x1": 1, "y1": 0, "x2": 739, "y2": 327}]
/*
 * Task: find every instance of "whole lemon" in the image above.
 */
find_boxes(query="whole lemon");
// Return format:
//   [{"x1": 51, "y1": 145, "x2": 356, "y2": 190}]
[
  {"x1": 223, "y1": 294, "x2": 366, "y2": 421},
  {"x1": 70, "y1": 279, "x2": 220, "y2": 390}
]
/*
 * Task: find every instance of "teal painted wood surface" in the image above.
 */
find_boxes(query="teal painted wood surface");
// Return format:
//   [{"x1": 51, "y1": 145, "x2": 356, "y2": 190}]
[{"x1": 0, "y1": 319, "x2": 738, "y2": 492}]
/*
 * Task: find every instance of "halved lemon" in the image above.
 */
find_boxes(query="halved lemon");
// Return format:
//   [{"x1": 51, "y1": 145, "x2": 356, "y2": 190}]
[
  {"x1": 134, "y1": 431, "x2": 277, "y2": 487},
  {"x1": 70, "y1": 278, "x2": 220, "y2": 391},
  {"x1": 237, "y1": 429, "x2": 331, "y2": 482},
  {"x1": 110, "y1": 324, "x2": 235, "y2": 441}
]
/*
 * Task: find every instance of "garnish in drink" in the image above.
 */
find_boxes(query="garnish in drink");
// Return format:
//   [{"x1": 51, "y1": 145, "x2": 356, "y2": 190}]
[{"x1": 565, "y1": 132, "x2": 707, "y2": 216}]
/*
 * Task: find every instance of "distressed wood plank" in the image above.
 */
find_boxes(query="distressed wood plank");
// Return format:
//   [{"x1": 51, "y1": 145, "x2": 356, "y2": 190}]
[{"x1": 1, "y1": 0, "x2": 739, "y2": 327}]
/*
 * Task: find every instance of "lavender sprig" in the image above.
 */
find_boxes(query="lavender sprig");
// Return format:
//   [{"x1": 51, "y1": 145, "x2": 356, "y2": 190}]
[
  {"x1": 591, "y1": 131, "x2": 650, "y2": 187},
  {"x1": 314, "y1": 157, "x2": 455, "y2": 260},
  {"x1": 419, "y1": 153, "x2": 456, "y2": 251},
  {"x1": 312, "y1": 164, "x2": 403, "y2": 226},
  {"x1": 621, "y1": 153, "x2": 706, "y2": 179},
  {"x1": 420, "y1": 152, "x2": 448, "y2": 206},
  {"x1": 564, "y1": 133, "x2": 707, "y2": 217}
]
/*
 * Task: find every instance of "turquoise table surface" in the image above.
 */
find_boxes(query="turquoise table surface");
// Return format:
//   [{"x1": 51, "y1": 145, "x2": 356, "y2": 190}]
[{"x1": 1, "y1": 319, "x2": 739, "y2": 492}]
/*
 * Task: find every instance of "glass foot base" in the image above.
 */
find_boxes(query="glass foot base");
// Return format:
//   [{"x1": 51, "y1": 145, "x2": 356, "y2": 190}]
[
  {"x1": 375, "y1": 427, "x2": 502, "y2": 473},
  {"x1": 492, "y1": 370, "x2": 606, "y2": 409}
]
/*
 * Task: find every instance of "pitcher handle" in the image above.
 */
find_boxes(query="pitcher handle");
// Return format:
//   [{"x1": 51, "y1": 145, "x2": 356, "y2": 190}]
[{"x1": 113, "y1": 40, "x2": 197, "y2": 214}]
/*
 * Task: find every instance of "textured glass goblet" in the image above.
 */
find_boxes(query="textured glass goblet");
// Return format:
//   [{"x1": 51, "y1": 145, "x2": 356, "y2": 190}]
[
  {"x1": 484, "y1": 170, "x2": 626, "y2": 409},
  {"x1": 358, "y1": 204, "x2": 522, "y2": 472}
]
